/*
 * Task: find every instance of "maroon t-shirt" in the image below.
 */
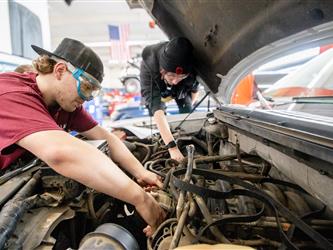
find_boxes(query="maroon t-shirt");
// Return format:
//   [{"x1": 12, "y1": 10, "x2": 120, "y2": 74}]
[{"x1": 0, "y1": 72, "x2": 98, "y2": 169}]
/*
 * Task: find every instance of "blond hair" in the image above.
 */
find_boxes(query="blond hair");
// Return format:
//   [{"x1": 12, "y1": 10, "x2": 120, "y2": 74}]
[
  {"x1": 32, "y1": 55, "x2": 57, "y2": 74},
  {"x1": 14, "y1": 64, "x2": 35, "y2": 73}
]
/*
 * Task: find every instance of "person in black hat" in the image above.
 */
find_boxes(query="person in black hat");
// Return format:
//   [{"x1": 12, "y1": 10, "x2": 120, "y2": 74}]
[
  {"x1": 0, "y1": 38, "x2": 165, "y2": 236},
  {"x1": 140, "y1": 37, "x2": 199, "y2": 162}
]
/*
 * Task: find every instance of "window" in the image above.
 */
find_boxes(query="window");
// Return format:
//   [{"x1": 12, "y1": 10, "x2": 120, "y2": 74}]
[{"x1": 9, "y1": 1, "x2": 43, "y2": 59}]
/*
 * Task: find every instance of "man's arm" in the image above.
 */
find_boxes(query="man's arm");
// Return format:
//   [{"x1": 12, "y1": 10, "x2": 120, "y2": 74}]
[
  {"x1": 80, "y1": 125, "x2": 162, "y2": 187},
  {"x1": 16, "y1": 130, "x2": 164, "y2": 235},
  {"x1": 153, "y1": 110, "x2": 184, "y2": 162}
]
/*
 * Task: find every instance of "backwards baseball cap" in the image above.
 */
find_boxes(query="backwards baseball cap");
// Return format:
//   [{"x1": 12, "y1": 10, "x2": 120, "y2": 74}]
[
  {"x1": 159, "y1": 37, "x2": 193, "y2": 75},
  {"x1": 31, "y1": 38, "x2": 104, "y2": 83}
]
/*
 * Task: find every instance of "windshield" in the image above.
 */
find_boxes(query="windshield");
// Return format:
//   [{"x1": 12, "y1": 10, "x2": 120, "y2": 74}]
[{"x1": 263, "y1": 48, "x2": 333, "y2": 99}]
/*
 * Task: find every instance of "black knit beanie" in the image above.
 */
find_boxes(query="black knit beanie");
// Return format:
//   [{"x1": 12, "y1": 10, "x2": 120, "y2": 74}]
[{"x1": 159, "y1": 37, "x2": 193, "y2": 74}]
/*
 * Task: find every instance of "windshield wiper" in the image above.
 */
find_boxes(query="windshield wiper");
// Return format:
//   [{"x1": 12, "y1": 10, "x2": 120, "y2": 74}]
[
  {"x1": 292, "y1": 96, "x2": 333, "y2": 104},
  {"x1": 269, "y1": 96, "x2": 333, "y2": 107}
]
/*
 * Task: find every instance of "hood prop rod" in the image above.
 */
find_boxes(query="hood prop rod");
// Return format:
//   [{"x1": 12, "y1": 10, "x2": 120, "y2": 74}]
[{"x1": 175, "y1": 91, "x2": 211, "y2": 131}]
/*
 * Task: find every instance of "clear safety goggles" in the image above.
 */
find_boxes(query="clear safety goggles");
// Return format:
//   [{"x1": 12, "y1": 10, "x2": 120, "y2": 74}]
[{"x1": 66, "y1": 63, "x2": 102, "y2": 101}]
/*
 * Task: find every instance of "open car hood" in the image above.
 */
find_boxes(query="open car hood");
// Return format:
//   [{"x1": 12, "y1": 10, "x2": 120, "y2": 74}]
[{"x1": 129, "y1": 0, "x2": 333, "y2": 102}]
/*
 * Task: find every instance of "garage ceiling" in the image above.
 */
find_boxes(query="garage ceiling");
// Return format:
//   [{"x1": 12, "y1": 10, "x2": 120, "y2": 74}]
[{"x1": 48, "y1": 0, "x2": 166, "y2": 86}]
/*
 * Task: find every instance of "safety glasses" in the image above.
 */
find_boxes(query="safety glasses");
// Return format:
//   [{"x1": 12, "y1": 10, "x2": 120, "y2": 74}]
[
  {"x1": 51, "y1": 56, "x2": 102, "y2": 101},
  {"x1": 67, "y1": 63, "x2": 102, "y2": 101}
]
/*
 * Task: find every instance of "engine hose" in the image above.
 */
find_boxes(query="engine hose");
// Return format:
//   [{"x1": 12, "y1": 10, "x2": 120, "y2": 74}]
[
  {"x1": 176, "y1": 136, "x2": 208, "y2": 154},
  {"x1": 134, "y1": 142, "x2": 151, "y2": 164},
  {"x1": 144, "y1": 160, "x2": 153, "y2": 170},
  {"x1": 162, "y1": 159, "x2": 180, "y2": 190},
  {"x1": 150, "y1": 149, "x2": 169, "y2": 159},
  {"x1": 148, "y1": 158, "x2": 168, "y2": 177},
  {"x1": 163, "y1": 168, "x2": 173, "y2": 191},
  {"x1": 172, "y1": 168, "x2": 333, "y2": 250}
]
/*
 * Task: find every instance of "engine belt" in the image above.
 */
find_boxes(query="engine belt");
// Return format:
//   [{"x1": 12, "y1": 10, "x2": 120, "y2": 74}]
[
  {"x1": 196, "y1": 205, "x2": 265, "y2": 244},
  {"x1": 172, "y1": 168, "x2": 332, "y2": 250}
]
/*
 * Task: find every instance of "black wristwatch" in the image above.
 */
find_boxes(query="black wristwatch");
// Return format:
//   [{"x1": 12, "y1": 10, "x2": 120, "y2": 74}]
[{"x1": 166, "y1": 140, "x2": 177, "y2": 149}]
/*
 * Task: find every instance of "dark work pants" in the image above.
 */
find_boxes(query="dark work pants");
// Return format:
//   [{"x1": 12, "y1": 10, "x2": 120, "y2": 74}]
[{"x1": 175, "y1": 94, "x2": 192, "y2": 113}]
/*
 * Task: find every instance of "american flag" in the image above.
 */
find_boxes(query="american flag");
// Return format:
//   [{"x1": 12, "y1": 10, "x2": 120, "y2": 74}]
[{"x1": 108, "y1": 24, "x2": 130, "y2": 62}]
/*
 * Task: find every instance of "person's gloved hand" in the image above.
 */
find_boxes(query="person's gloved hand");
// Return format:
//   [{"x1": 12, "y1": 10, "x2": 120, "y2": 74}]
[
  {"x1": 137, "y1": 169, "x2": 163, "y2": 188},
  {"x1": 168, "y1": 147, "x2": 184, "y2": 162}
]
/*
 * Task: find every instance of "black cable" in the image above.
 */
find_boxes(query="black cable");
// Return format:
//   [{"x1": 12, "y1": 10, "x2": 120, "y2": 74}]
[{"x1": 172, "y1": 168, "x2": 333, "y2": 249}]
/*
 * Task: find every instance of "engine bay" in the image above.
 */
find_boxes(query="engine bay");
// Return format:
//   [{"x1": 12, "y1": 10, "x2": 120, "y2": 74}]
[{"x1": 0, "y1": 112, "x2": 332, "y2": 250}]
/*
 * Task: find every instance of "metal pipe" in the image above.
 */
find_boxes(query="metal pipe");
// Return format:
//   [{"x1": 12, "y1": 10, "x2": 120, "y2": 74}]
[
  {"x1": 194, "y1": 195, "x2": 230, "y2": 243},
  {"x1": 184, "y1": 145, "x2": 195, "y2": 182},
  {"x1": 187, "y1": 194, "x2": 196, "y2": 217},
  {"x1": 194, "y1": 154, "x2": 239, "y2": 164},
  {"x1": 88, "y1": 192, "x2": 97, "y2": 219},
  {"x1": 169, "y1": 202, "x2": 190, "y2": 249},
  {"x1": 207, "y1": 133, "x2": 214, "y2": 156},
  {"x1": 0, "y1": 171, "x2": 41, "y2": 249},
  {"x1": 0, "y1": 176, "x2": 31, "y2": 207},
  {"x1": 0, "y1": 158, "x2": 41, "y2": 185},
  {"x1": 176, "y1": 145, "x2": 194, "y2": 218},
  {"x1": 259, "y1": 216, "x2": 333, "y2": 228}
]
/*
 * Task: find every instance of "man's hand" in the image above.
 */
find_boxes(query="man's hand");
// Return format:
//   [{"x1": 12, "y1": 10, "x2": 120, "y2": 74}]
[
  {"x1": 135, "y1": 192, "x2": 166, "y2": 237},
  {"x1": 168, "y1": 147, "x2": 184, "y2": 162},
  {"x1": 137, "y1": 169, "x2": 163, "y2": 188}
]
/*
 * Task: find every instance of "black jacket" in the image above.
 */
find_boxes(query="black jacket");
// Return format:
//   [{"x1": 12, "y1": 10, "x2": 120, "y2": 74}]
[{"x1": 140, "y1": 42, "x2": 199, "y2": 115}]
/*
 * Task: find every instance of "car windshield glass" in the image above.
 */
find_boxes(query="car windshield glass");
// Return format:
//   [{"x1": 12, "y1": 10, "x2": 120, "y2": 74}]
[{"x1": 263, "y1": 48, "x2": 333, "y2": 100}]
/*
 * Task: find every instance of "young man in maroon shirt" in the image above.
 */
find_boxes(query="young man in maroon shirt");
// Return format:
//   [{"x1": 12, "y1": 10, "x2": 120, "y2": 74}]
[{"x1": 0, "y1": 38, "x2": 164, "y2": 236}]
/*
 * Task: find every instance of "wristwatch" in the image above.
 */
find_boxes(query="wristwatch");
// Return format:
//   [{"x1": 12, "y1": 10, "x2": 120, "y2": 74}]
[{"x1": 166, "y1": 140, "x2": 177, "y2": 149}]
